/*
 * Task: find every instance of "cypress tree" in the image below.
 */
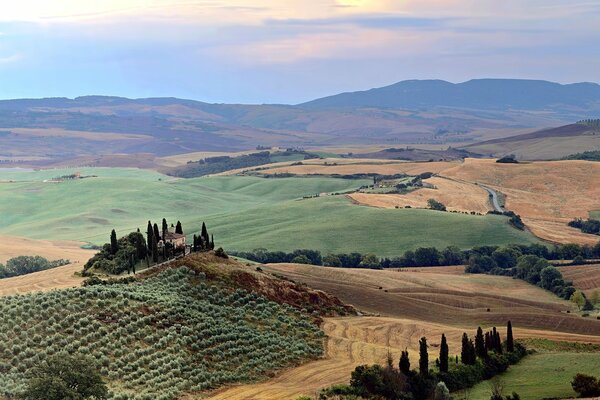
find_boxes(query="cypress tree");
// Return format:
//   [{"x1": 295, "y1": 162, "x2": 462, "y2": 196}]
[
  {"x1": 439, "y1": 334, "x2": 448, "y2": 373},
  {"x1": 175, "y1": 221, "x2": 183, "y2": 235},
  {"x1": 461, "y1": 333, "x2": 476, "y2": 365},
  {"x1": 496, "y1": 331, "x2": 503, "y2": 354},
  {"x1": 485, "y1": 331, "x2": 491, "y2": 351},
  {"x1": 419, "y1": 337, "x2": 428, "y2": 375},
  {"x1": 110, "y1": 229, "x2": 118, "y2": 255},
  {"x1": 399, "y1": 349, "x2": 410, "y2": 375},
  {"x1": 201, "y1": 222, "x2": 209, "y2": 249},
  {"x1": 210, "y1": 234, "x2": 215, "y2": 250},
  {"x1": 475, "y1": 327, "x2": 487, "y2": 358},
  {"x1": 146, "y1": 221, "x2": 153, "y2": 250},
  {"x1": 162, "y1": 218, "x2": 168, "y2": 241},
  {"x1": 153, "y1": 223, "x2": 160, "y2": 242},
  {"x1": 506, "y1": 321, "x2": 514, "y2": 352}
]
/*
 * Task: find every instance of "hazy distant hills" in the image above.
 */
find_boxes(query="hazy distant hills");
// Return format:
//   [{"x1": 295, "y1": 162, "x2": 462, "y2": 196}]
[
  {"x1": 301, "y1": 79, "x2": 600, "y2": 112},
  {"x1": 464, "y1": 122, "x2": 600, "y2": 160},
  {"x1": 0, "y1": 79, "x2": 599, "y2": 164}
]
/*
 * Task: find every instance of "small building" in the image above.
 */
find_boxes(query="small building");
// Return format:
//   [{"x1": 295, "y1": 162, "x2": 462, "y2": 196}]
[{"x1": 163, "y1": 231, "x2": 186, "y2": 249}]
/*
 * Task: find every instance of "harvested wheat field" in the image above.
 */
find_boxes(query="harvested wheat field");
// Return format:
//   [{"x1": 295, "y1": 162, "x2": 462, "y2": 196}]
[
  {"x1": 264, "y1": 263, "x2": 600, "y2": 336},
  {"x1": 350, "y1": 176, "x2": 491, "y2": 214},
  {"x1": 442, "y1": 158, "x2": 600, "y2": 244},
  {"x1": 210, "y1": 263, "x2": 600, "y2": 400},
  {"x1": 253, "y1": 159, "x2": 458, "y2": 177},
  {"x1": 0, "y1": 235, "x2": 95, "y2": 296},
  {"x1": 560, "y1": 264, "x2": 600, "y2": 295}
]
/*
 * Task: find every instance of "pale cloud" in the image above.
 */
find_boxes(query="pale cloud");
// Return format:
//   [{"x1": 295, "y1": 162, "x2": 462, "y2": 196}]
[{"x1": 0, "y1": 53, "x2": 22, "y2": 64}]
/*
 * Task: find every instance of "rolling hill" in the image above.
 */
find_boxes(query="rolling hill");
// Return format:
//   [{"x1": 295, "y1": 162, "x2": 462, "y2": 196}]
[
  {"x1": 2, "y1": 79, "x2": 599, "y2": 166},
  {"x1": 463, "y1": 122, "x2": 600, "y2": 160}
]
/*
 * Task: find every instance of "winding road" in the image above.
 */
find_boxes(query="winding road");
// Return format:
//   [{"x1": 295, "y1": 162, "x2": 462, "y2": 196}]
[{"x1": 481, "y1": 185, "x2": 505, "y2": 213}]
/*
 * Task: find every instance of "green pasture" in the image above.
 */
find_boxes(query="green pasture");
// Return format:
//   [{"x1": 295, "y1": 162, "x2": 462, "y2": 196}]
[
  {"x1": 0, "y1": 168, "x2": 541, "y2": 254},
  {"x1": 465, "y1": 352, "x2": 600, "y2": 400}
]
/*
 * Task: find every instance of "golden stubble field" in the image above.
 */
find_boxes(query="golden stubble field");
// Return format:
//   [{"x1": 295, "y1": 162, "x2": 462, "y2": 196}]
[
  {"x1": 0, "y1": 235, "x2": 95, "y2": 295},
  {"x1": 208, "y1": 263, "x2": 600, "y2": 400},
  {"x1": 442, "y1": 159, "x2": 600, "y2": 245}
]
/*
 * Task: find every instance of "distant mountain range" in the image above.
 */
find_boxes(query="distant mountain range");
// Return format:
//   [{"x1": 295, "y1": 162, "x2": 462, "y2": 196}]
[
  {"x1": 301, "y1": 79, "x2": 600, "y2": 111},
  {"x1": 0, "y1": 79, "x2": 598, "y2": 164}
]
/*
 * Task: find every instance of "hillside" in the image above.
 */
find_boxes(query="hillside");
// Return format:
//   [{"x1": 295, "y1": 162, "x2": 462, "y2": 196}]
[
  {"x1": 463, "y1": 122, "x2": 600, "y2": 160},
  {"x1": 0, "y1": 252, "x2": 352, "y2": 399},
  {"x1": 209, "y1": 263, "x2": 600, "y2": 399},
  {"x1": 2, "y1": 79, "x2": 599, "y2": 166},
  {"x1": 301, "y1": 79, "x2": 600, "y2": 114}
]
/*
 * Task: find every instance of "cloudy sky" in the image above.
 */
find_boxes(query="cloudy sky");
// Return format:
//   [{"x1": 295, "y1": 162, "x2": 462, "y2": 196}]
[{"x1": 0, "y1": 0, "x2": 598, "y2": 103}]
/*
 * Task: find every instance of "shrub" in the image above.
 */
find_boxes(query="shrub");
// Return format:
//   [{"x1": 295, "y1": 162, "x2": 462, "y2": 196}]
[
  {"x1": 214, "y1": 247, "x2": 228, "y2": 259},
  {"x1": 571, "y1": 373, "x2": 600, "y2": 397}
]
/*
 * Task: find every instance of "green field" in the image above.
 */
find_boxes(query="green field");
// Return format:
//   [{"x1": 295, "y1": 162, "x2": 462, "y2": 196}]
[
  {"x1": 466, "y1": 352, "x2": 600, "y2": 400},
  {"x1": 0, "y1": 168, "x2": 540, "y2": 255}
]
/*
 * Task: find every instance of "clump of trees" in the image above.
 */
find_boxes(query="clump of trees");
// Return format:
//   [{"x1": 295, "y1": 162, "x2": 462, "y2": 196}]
[
  {"x1": 318, "y1": 321, "x2": 526, "y2": 400},
  {"x1": 85, "y1": 219, "x2": 216, "y2": 274},
  {"x1": 572, "y1": 373, "x2": 600, "y2": 397},
  {"x1": 466, "y1": 251, "x2": 577, "y2": 300},
  {"x1": 427, "y1": 199, "x2": 447, "y2": 212},
  {"x1": 0, "y1": 256, "x2": 69, "y2": 279},
  {"x1": 569, "y1": 218, "x2": 600, "y2": 235},
  {"x1": 21, "y1": 355, "x2": 108, "y2": 400},
  {"x1": 496, "y1": 155, "x2": 519, "y2": 164},
  {"x1": 563, "y1": 150, "x2": 600, "y2": 161}
]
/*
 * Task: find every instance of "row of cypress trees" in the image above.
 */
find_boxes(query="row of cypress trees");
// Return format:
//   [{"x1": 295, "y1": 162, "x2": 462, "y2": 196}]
[{"x1": 399, "y1": 321, "x2": 515, "y2": 376}]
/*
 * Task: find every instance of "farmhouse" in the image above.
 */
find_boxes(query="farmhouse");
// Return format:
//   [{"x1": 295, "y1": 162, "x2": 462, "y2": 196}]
[{"x1": 163, "y1": 231, "x2": 186, "y2": 249}]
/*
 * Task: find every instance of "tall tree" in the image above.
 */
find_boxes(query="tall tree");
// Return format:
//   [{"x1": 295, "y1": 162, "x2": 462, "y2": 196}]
[
  {"x1": 475, "y1": 326, "x2": 487, "y2": 359},
  {"x1": 485, "y1": 331, "x2": 491, "y2": 351},
  {"x1": 210, "y1": 234, "x2": 215, "y2": 250},
  {"x1": 461, "y1": 333, "x2": 476, "y2": 365},
  {"x1": 153, "y1": 223, "x2": 160, "y2": 242},
  {"x1": 399, "y1": 349, "x2": 410, "y2": 375},
  {"x1": 439, "y1": 334, "x2": 448, "y2": 373},
  {"x1": 110, "y1": 229, "x2": 118, "y2": 255},
  {"x1": 175, "y1": 221, "x2": 183, "y2": 235},
  {"x1": 162, "y1": 218, "x2": 168, "y2": 241},
  {"x1": 146, "y1": 221, "x2": 153, "y2": 248},
  {"x1": 506, "y1": 321, "x2": 514, "y2": 353},
  {"x1": 201, "y1": 222, "x2": 209, "y2": 249},
  {"x1": 419, "y1": 337, "x2": 429, "y2": 375}
]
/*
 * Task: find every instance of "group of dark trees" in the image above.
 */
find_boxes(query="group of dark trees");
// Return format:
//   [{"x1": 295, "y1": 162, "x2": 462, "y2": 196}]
[
  {"x1": 233, "y1": 241, "x2": 600, "y2": 271},
  {"x1": 563, "y1": 150, "x2": 600, "y2": 161},
  {"x1": 467, "y1": 251, "x2": 579, "y2": 300},
  {"x1": 0, "y1": 256, "x2": 69, "y2": 279},
  {"x1": 487, "y1": 210, "x2": 525, "y2": 230},
  {"x1": 318, "y1": 322, "x2": 525, "y2": 400},
  {"x1": 496, "y1": 155, "x2": 519, "y2": 164},
  {"x1": 427, "y1": 199, "x2": 447, "y2": 212},
  {"x1": 569, "y1": 218, "x2": 600, "y2": 236},
  {"x1": 572, "y1": 373, "x2": 600, "y2": 397},
  {"x1": 20, "y1": 355, "x2": 108, "y2": 400},
  {"x1": 85, "y1": 219, "x2": 215, "y2": 274},
  {"x1": 170, "y1": 150, "x2": 318, "y2": 178}
]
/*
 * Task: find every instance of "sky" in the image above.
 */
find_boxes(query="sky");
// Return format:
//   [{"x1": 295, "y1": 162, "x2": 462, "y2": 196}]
[{"x1": 0, "y1": 0, "x2": 598, "y2": 104}]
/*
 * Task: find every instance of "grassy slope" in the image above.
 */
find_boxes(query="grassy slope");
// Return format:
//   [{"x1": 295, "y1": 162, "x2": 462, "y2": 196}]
[
  {"x1": 466, "y1": 352, "x2": 600, "y2": 400},
  {"x1": 0, "y1": 168, "x2": 539, "y2": 254},
  {"x1": 203, "y1": 197, "x2": 540, "y2": 256}
]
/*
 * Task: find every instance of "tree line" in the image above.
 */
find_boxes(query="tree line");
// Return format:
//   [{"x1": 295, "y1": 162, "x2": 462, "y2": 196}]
[
  {"x1": 315, "y1": 321, "x2": 526, "y2": 400},
  {"x1": 231, "y1": 241, "x2": 600, "y2": 270},
  {"x1": 569, "y1": 218, "x2": 600, "y2": 236},
  {"x1": 84, "y1": 219, "x2": 215, "y2": 275},
  {"x1": 0, "y1": 256, "x2": 70, "y2": 279}
]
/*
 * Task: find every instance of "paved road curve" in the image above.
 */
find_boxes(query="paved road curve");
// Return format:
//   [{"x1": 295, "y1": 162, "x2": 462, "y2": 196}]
[{"x1": 482, "y1": 185, "x2": 505, "y2": 213}]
